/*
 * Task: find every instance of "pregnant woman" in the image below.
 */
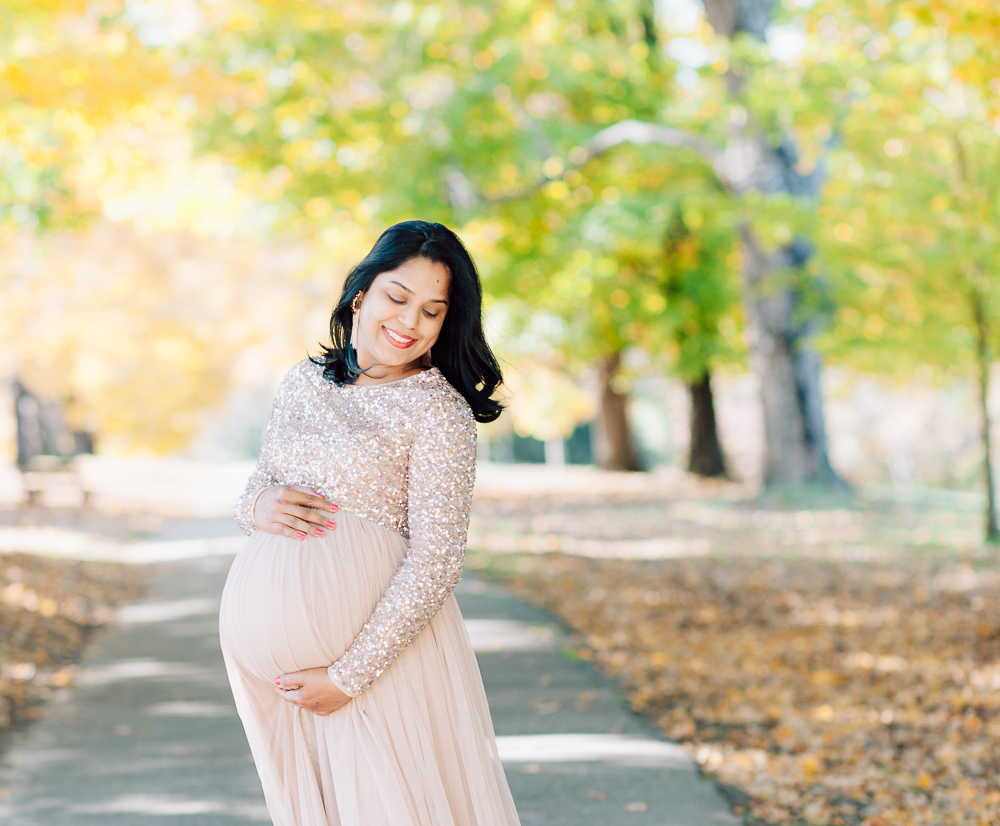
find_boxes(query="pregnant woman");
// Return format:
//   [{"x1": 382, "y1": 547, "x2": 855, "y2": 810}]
[{"x1": 219, "y1": 220, "x2": 521, "y2": 826}]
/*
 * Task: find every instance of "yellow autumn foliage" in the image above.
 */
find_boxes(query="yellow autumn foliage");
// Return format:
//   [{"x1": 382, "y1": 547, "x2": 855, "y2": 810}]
[{"x1": 0, "y1": 224, "x2": 335, "y2": 454}]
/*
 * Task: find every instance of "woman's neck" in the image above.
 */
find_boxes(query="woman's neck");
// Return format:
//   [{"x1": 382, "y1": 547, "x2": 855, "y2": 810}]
[{"x1": 353, "y1": 361, "x2": 427, "y2": 386}]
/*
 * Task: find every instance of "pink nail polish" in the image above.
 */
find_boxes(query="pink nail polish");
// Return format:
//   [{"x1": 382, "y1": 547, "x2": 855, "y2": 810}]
[
  {"x1": 296, "y1": 532, "x2": 305, "y2": 539},
  {"x1": 316, "y1": 528, "x2": 325, "y2": 536},
  {"x1": 275, "y1": 678, "x2": 281, "y2": 686},
  {"x1": 318, "y1": 493, "x2": 325, "y2": 498},
  {"x1": 327, "y1": 521, "x2": 336, "y2": 528}
]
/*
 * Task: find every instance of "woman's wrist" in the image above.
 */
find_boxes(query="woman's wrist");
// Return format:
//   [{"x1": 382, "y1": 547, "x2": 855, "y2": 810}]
[
  {"x1": 250, "y1": 486, "x2": 272, "y2": 529},
  {"x1": 326, "y1": 665, "x2": 356, "y2": 697}
]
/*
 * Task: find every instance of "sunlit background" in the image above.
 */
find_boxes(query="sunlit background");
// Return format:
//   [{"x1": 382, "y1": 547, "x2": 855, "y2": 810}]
[
  {"x1": 1, "y1": 0, "x2": 999, "y2": 511},
  {"x1": 6, "y1": 3, "x2": 1000, "y2": 823}
]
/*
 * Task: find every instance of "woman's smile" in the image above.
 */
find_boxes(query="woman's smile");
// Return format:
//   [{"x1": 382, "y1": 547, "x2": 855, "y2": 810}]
[{"x1": 383, "y1": 326, "x2": 416, "y2": 348}]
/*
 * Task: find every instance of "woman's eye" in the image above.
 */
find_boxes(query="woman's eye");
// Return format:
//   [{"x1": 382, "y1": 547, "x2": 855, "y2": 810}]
[
  {"x1": 388, "y1": 294, "x2": 405, "y2": 304},
  {"x1": 424, "y1": 311, "x2": 439, "y2": 319}
]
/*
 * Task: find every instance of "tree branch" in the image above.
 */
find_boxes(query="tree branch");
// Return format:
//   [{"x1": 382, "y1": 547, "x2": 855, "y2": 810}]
[
  {"x1": 479, "y1": 119, "x2": 726, "y2": 205},
  {"x1": 582, "y1": 119, "x2": 725, "y2": 174}
]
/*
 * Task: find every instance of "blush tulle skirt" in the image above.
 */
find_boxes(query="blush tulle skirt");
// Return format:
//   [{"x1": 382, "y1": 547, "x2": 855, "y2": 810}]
[{"x1": 219, "y1": 511, "x2": 520, "y2": 826}]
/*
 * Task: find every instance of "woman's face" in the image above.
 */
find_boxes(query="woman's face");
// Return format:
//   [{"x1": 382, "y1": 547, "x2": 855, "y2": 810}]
[{"x1": 354, "y1": 257, "x2": 450, "y2": 380}]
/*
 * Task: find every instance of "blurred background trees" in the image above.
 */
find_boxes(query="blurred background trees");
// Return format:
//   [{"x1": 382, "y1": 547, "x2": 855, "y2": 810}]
[{"x1": 3, "y1": 0, "x2": 1000, "y2": 536}]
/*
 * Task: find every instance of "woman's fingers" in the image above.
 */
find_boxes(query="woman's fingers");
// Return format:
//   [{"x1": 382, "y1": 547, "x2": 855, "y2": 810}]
[
  {"x1": 281, "y1": 503, "x2": 333, "y2": 534},
  {"x1": 286, "y1": 486, "x2": 337, "y2": 510},
  {"x1": 273, "y1": 521, "x2": 327, "y2": 540},
  {"x1": 288, "y1": 503, "x2": 337, "y2": 530},
  {"x1": 279, "y1": 513, "x2": 326, "y2": 537},
  {"x1": 279, "y1": 489, "x2": 338, "y2": 536},
  {"x1": 282, "y1": 488, "x2": 339, "y2": 532},
  {"x1": 291, "y1": 490, "x2": 339, "y2": 516},
  {"x1": 273, "y1": 667, "x2": 351, "y2": 715},
  {"x1": 275, "y1": 672, "x2": 310, "y2": 706},
  {"x1": 255, "y1": 486, "x2": 340, "y2": 538}
]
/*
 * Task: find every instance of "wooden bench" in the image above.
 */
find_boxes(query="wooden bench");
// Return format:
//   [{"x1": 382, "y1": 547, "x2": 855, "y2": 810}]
[{"x1": 20, "y1": 455, "x2": 91, "y2": 507}]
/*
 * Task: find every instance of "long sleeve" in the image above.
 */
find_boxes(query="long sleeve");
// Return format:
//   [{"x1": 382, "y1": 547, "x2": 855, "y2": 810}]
[
  {"x1": 327, "y1": 391, "x2": 477, "y2": 696},
  {"x1": 234, "y1": 371, "x2": 293, "y2": 536}
]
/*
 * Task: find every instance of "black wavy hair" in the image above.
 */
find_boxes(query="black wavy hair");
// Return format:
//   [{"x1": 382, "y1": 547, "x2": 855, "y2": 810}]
[{"x1": 312, "y1": 220, "x2": 504, "y2": 424}]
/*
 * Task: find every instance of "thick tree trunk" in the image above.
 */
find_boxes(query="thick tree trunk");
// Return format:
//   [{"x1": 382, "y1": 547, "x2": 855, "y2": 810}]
[
  {"x1": 555, "y1": 0, "x2": 842, "y2": 487},
  {"x1": 708, "y1": 0, "x2": 843, "y2": 489},
  {"x1": 971, "y1": 285, "x2": 999, "y2": 542},
  {"x1": 688, "y1": 370, "x2": 727, "y2": 478},
  {"x1": 741, "y1": 225, "x2": 842, "y2": 487},
  {"x1": 593, "y1": 351, "x2": 642, "y2": 472}
]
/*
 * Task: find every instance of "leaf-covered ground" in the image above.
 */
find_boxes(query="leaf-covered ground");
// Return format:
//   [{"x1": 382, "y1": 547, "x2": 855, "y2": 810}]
[
  {"x1": 0, "y1": 551, "x2": 144, "y2": 730},
  {"x1": 468, "y1": 470, "x2": 1000, "y2": 826},
  {"x1": 0, "y1": 503, "x2": 150, "y2": 736}
]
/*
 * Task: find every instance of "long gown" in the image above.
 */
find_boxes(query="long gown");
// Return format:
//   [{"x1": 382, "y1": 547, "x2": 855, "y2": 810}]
[{"x1": 219, "y1": 359, "x2": 521, "y2": 826}]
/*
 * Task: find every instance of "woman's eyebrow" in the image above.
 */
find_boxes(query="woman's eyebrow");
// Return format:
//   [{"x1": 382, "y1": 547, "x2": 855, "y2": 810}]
[{"x1": 388, "y1": 280, "x2": 448, "y2": 305}]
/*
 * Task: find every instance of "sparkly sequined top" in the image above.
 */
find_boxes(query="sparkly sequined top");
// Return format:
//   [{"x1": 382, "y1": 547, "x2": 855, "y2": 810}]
[{"x1": 234, "y1": 359, "x2": 477, "y2": 697}]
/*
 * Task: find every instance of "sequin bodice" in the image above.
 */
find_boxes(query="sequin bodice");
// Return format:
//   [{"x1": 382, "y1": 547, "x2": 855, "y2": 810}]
[{"x1": 234, "y1": 359, "x2": 477, "y2": 696}]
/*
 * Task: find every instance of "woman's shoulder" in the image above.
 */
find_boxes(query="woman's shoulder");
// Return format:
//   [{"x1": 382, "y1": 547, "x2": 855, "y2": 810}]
[
  {"x1": 270, "y1": 359, "x2": 326, "y2": 408},
  {"x1": 279, "y1": 358, "x2": 325, "y2": 387},
  {"x1": 416, "y1": 369, "x2": 475, "y2": 429}
]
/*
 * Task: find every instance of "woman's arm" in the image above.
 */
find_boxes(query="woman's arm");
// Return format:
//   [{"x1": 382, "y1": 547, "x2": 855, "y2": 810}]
[
  {"x1": 234, "y1": 385, "x2": 286, "y2": 535},
  {"x1": 327, "y1": 391, "x2": 477, "y2": 696},
  {"x1": 234, "y1": 366, "x2": 337, "y2": 538}
]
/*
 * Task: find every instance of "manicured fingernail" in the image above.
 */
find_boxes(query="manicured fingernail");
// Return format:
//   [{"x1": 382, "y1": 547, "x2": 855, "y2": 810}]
[
  {"x1": 331, "y1": 504, "x2": 339, "y2": 511},
  {"x1": 316, "y1": 528, "x2": 324, "y2": 536},
  {"x1": 327, "y1": 521, "x2": 336, "y2": 528},
  {"x1": 296, "y1": 532, "x2": 305, "y2": 539},
  {"x1": 275, "y1": 678, "x2": 281, "y2": 686},
  {"x1": 318, "y1": 493, "x2": 325, "y2": 498}
]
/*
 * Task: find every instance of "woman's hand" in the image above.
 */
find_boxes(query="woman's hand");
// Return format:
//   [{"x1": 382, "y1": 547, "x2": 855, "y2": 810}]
[
  {"x1": 275, "y1": 667, "x2": 352, "y2": 716},
  {"x1": 253, "y1": 485, "x2": 339, "y2": 540}
]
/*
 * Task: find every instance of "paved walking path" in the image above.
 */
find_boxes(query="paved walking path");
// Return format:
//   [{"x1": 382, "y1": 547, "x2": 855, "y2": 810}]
[{"x1": 0, "y1": 517, "x2": 736, "y2": 826}]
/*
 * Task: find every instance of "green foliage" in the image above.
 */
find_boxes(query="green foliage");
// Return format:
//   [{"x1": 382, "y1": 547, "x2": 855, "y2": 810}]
[
  {"x1": 0, "y1": 0, "x2": 180, "y2": 234},
  {"x1": 185, "y1": 0, "x2": 747, "y2": 397},
  {"x1": 814, "y1": 2, "x2": 1000, "y2": 378},
  {"x1": 176, "y1": 0, "x2": 998, "y2": 406},
  {"x1": 6, "y1": 0, "x2": 1000, "y2": 456},
  {"x1": 659, "y1": 197, "x2": 742, "y2": 381}
]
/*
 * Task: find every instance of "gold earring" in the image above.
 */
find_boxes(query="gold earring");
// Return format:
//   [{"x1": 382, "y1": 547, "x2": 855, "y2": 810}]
[{"x1": 350, "y1": 292, "x2": 362, "y2": 349}]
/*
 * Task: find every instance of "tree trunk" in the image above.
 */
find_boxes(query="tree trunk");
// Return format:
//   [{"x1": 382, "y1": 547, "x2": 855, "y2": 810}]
[
  {"x1": 708, "y1": 0, "x2": 844, "y2": 489},
  {"x1": 971, "y1": 285, "x2": 999, "y2": 542},
  {"x1": 740, "y1": 225, "x2": 842, "y2": 487},
  {"x1": 688, "y1": 370, "x2": 727, "y2": 478},
  {"x1": 593, "y1": 352, "x2": 642, "y2": 472}
]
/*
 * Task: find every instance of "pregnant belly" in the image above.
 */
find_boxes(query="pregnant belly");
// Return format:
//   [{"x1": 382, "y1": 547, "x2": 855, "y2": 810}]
[{"x1": 219, "y1": 511, "x2": 407, "y2": 684}]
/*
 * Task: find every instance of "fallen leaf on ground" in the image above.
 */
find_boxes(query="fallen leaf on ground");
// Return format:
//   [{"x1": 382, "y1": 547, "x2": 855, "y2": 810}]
[
  {"x1": 491, "y1": 553, "x2": 1000, "y2": 825},
  {"x1": 0, "y1": 551, "x2": 144, "y2": 729}
]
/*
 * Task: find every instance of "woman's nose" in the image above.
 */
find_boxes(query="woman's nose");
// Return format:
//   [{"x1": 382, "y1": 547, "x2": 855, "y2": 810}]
[{"x1": 397, "y1": 305, "x2": 419, "y2": 329}]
